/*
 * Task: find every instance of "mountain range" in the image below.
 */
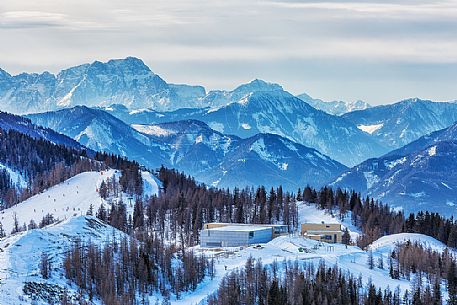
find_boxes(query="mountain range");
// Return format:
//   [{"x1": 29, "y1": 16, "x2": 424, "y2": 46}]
[
  {"x1": 0, "y1": 57, "x2": 207, "y2": 114},
  {"x1": 297, "y1": 92, "x2": 371, "y2": 116},
  {"x1": 27, "y1": 106, "x2": 347, "y2": 190},
  {"x1": 330, "y1": 122, "x2": 457, "y2": 217},
  {"x1": 3, "y1": 56, "x2": 457, "y2": 213},
  {"x1": 342, "y1": 98, "x2": 457, "y2": 149},
  {"x1": 99, "y1": 82, "x2": 387, "y2": 166}
]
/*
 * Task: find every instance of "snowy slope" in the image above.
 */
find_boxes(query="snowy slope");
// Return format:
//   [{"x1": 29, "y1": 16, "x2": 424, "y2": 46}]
[
  {"x1": 0, "y1": 216, "x2": 127, "y2": 305},
  {"x1": 369, "y1": 233, "x2": 452, "y2": 254},
  {"x1": 142, "y1": 171, "x2": 161, "y2": 197},
  {"x1": 0, "y1": 169, "x2": 159, "y2": 235},
  {"x1": 0, "y1": 163, "x2": 27, "y2": 188},
  {"x1": 0, "y1": 170, "x2": 114, "y2": 235}
]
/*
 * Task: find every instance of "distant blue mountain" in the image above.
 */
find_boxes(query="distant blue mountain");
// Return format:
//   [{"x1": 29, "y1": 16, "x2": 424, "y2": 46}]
[
  {"x1": 27, "y1": 107, "x2": 347, "y2": 190},
  {"x1": 0, "y1": 57, "x2": 206, "y2": 114},
  {"x1": 330, "y1": 121, "x2": 457, "y2": 217},
  {"x1": 0, "y1": 111, "x2": 85, "y2": 150},
  {"x1": 101, "y1": 82, "x2": 388, "y2": 166},
  {"x1": 296, "y1": 93, "x2": 371, "y2": 116},
  {"x1": 342, "y1": 98, "x2": 457, "y2": 149}
]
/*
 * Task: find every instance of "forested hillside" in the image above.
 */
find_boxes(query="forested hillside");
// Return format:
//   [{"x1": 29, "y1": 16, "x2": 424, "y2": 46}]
[{"x1": 0, "y1": 126, "x2": 145, "y2": 210}]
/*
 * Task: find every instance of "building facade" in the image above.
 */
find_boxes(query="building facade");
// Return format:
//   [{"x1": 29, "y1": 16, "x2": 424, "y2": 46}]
[
  {"x1": 200, "y1": 223, "x2": 288, "y2": 248},
  {"x1": 301, "y1": 222, "x2": 342, "y2": 243}
]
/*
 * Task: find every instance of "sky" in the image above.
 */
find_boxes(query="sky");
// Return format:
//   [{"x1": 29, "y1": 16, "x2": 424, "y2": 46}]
[{"x1": 0, "y1": 0, "x2": 456, "y2": 105}]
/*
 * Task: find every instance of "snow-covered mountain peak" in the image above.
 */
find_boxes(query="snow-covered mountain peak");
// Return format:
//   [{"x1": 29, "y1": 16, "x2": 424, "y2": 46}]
[
  {"x1": 87, "y1": 56, "x2": 152, "y2": 75},
  {"x1": 297, "y1": 93, "x2": 371, "y2": 116},
  {"x1": 396, "y1": 97, "x2": 432, "y2": 108},
  {"x1": 343, "y1": 98, "x2": 457, "y2": 149},
  {"x1": 296, "y1": 92, "x2": 314, "y2": 101},
  {"x1": 233, "y1": 79, "x2": 283, "y2": 94}
]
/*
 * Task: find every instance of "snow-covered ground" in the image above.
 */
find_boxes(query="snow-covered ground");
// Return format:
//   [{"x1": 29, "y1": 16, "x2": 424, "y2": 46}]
[
  {"x1": 357, "y1": 123, "x2": 384, "y2": 134},
  {"x1": 0, "y1": 169, "x2": 159, "y2": 236},
  {"x1": 369, "y1": 232, "x2": 453, "y2": 254}
]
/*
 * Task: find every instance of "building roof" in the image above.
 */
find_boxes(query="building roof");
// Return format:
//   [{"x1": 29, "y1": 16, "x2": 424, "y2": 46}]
[
  {"x1": 304, "y1": 230, "x2": 342, "y2": 234},
  {"x1": 205, "y1": 222, "x2": 287, "y2": 228},
  {"x1": 302, "y1": 222, "x2": 341, "y2": 225},
  {"x1": 208, "y1": 225, "x2": 272, "y2": 232}
]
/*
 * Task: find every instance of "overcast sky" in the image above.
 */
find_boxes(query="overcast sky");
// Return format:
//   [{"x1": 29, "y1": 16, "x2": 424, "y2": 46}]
[{"x1": 0, "y1": 0, "x2": 456, "y2": 104}]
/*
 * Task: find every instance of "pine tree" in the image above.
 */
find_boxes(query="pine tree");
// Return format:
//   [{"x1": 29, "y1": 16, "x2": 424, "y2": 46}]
[
  {"x1": 448, "y1": 226, "x2": 457, "y2": 248},
  {"x1": 11, "y1": 212, "x2": 20, "y2": 234},
  {"x1": 0, "y1": 221, "x2": 5, "y2": 238},
  {"x1": 342, "y1": 228, "x2": 351, "y2": 245},
  {"x1": 432, "y1": 276, "x2": 442, "y2": 305},
  {"x1": 133, "y1": 200, "x2": 144, "y2": 230},
  {"x1": 97, "y1": 204, "x2": 107, "y2": 221},
  {"x1": 448, "y1": 260, "x2": 457, "y2": 305},
  {"x1": 28, "y1": 219, "x2": 37, "y2": 230},
  {"x1": 86, "y1": 204, "x2": 94, "y2": 216},
  {"x1": 40, "y1": 252, "x2": 51, "y2": 279},
  {"x1": 99, "y1": 180, "x2": 108, "y2": 199}
]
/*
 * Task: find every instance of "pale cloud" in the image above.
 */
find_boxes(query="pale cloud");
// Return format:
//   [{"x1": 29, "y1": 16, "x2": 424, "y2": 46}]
[
  {"x1": 268, "y1": 0, "x2": 457, "y2": 18},
  {"x1": 0, "y1": 11, "x2": 67, "y2": 28},
  {"x1": 0, "y1": 0, "x2": 455, "y2": 104}
]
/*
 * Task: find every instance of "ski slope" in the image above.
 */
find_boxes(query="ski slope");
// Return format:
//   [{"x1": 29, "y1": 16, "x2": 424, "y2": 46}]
[
  {"x1": 0, "y1": 169, "x2": 160, "y2": 236},
  {"x1": 0, "y1": 170, "x2": 114, "y2": 236},
  {"x1": 142, "y1": 170, "x2": 161, "y2": 197}
]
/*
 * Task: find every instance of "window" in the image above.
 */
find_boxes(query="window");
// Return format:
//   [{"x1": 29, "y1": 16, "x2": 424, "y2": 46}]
[
  {"x1": 324, "y1": 235, "x2": 332, "y2": 240},
  {"x1": 249, "y1": 231, "x2": 254, "y2": 238},
  {"x1": 206, "y1": 242, "x2": 222, "y2": 247}
]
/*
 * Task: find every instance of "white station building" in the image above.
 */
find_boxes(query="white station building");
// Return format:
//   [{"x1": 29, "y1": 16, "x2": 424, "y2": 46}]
[{"x1": 200, "y1": 223, "x2": 288, "y2": 248}]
